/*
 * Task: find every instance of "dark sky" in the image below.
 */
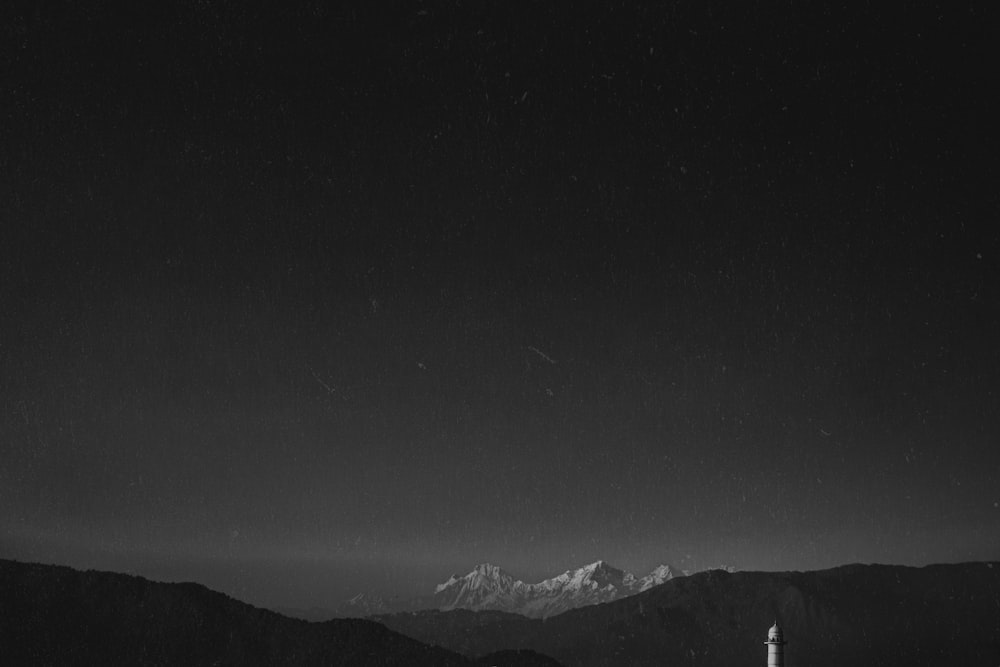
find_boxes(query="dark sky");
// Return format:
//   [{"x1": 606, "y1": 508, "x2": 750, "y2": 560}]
[{"x1": 2, "y1": 2, "x2": 999, "y2": 608}]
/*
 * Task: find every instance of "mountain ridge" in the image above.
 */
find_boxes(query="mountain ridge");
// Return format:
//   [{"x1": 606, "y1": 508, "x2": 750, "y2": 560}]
[{"x1": 0, "y1": 558, "x2": 562, "y2": 666}]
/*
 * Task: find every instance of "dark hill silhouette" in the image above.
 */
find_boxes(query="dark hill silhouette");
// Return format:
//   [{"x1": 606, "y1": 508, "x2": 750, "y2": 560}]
[
  {"x1": 0, "y1": 559, "x2": 561, "y2": 666},
  {"x1": 377, "y1": 609, "x2": 538, "y2": 656},
  {"x1": 377, "y1": 562, "x2": 1000, "y2": 666},
  {"x1": 474, "y1": 649, "x2": 564, "y2": 666}
]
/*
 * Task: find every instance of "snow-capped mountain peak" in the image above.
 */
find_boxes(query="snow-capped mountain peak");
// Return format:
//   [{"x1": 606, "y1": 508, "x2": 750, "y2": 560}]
[
  {"x1": 470, "y1": 563, "x2": 508, "y2": 579},
  {"x1": 551, "y1": 560, "x2": 629, "y2": 590},
  {"x1": 638, "y1": 563, "x2": 682, "y2": 591}
]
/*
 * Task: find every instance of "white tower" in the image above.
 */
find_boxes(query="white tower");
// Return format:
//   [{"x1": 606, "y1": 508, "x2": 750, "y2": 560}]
[{"x1": 764, "y1": 622, "x2": 786, "y2": 666}]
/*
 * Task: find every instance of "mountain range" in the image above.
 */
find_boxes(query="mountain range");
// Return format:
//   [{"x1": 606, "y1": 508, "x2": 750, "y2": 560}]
[
  {"x1": 377, "y1": 562, "x2": 1000, "y2": 667},
  {"x1": 432, "y1": 561, "x2": 684, "y2": 618},
  {"x1": 278, "y1": 560, "x2": 690, "y2": 621}
]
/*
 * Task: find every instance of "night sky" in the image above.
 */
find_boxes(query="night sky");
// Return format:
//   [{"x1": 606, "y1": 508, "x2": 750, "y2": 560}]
[{"x1": 2, "y1": 3, "x2": 999, "y2": 609}]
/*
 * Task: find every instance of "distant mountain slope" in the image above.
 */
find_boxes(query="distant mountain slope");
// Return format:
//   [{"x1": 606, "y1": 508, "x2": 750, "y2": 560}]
[
  {"x1": 432, "y1": 560, "x2": 683, "y2": 618},
  {"x1": 0, "y1": 559, "x2": 556, "y2": 666},
  {"x1": 379, "y1": 562, "x2": 1000, "y2": 667}
]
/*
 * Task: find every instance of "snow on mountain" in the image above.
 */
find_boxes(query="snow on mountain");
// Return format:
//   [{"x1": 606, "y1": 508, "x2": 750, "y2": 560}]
[
  {"x1": 340, "y1": 591, "x2": 390, "y2": 617},
  {"x1": 710, "y1": 564, "x2": 739, "y2": 574},
  {"x1": 432, "y1": 560, "x2": 683, "y2": 618},
  {"x1": 434, "y1": 574, "x2": 461, "y2": 594},
  {"x1": 637, "y1": 563, "x2": 683, "y2": 591}
]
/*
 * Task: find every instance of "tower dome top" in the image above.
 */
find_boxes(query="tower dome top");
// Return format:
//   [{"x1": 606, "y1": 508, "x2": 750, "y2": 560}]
[{"x1": 768, "y1": 622, "x2": 784, "y2": 640}]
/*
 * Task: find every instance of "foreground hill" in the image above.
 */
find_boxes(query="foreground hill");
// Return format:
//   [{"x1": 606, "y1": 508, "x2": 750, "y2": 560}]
[
  {"x1": 0, "y1": 559, "x2": 559, "y2": 666},
  {"x1": 378, "y1": 562, "x2": 1000, "y2": 667}
]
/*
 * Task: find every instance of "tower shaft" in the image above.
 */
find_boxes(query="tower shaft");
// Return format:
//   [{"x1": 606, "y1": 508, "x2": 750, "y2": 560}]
[{"x1": 766, "y1": 640, "x2": 784, "y2": 666}]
